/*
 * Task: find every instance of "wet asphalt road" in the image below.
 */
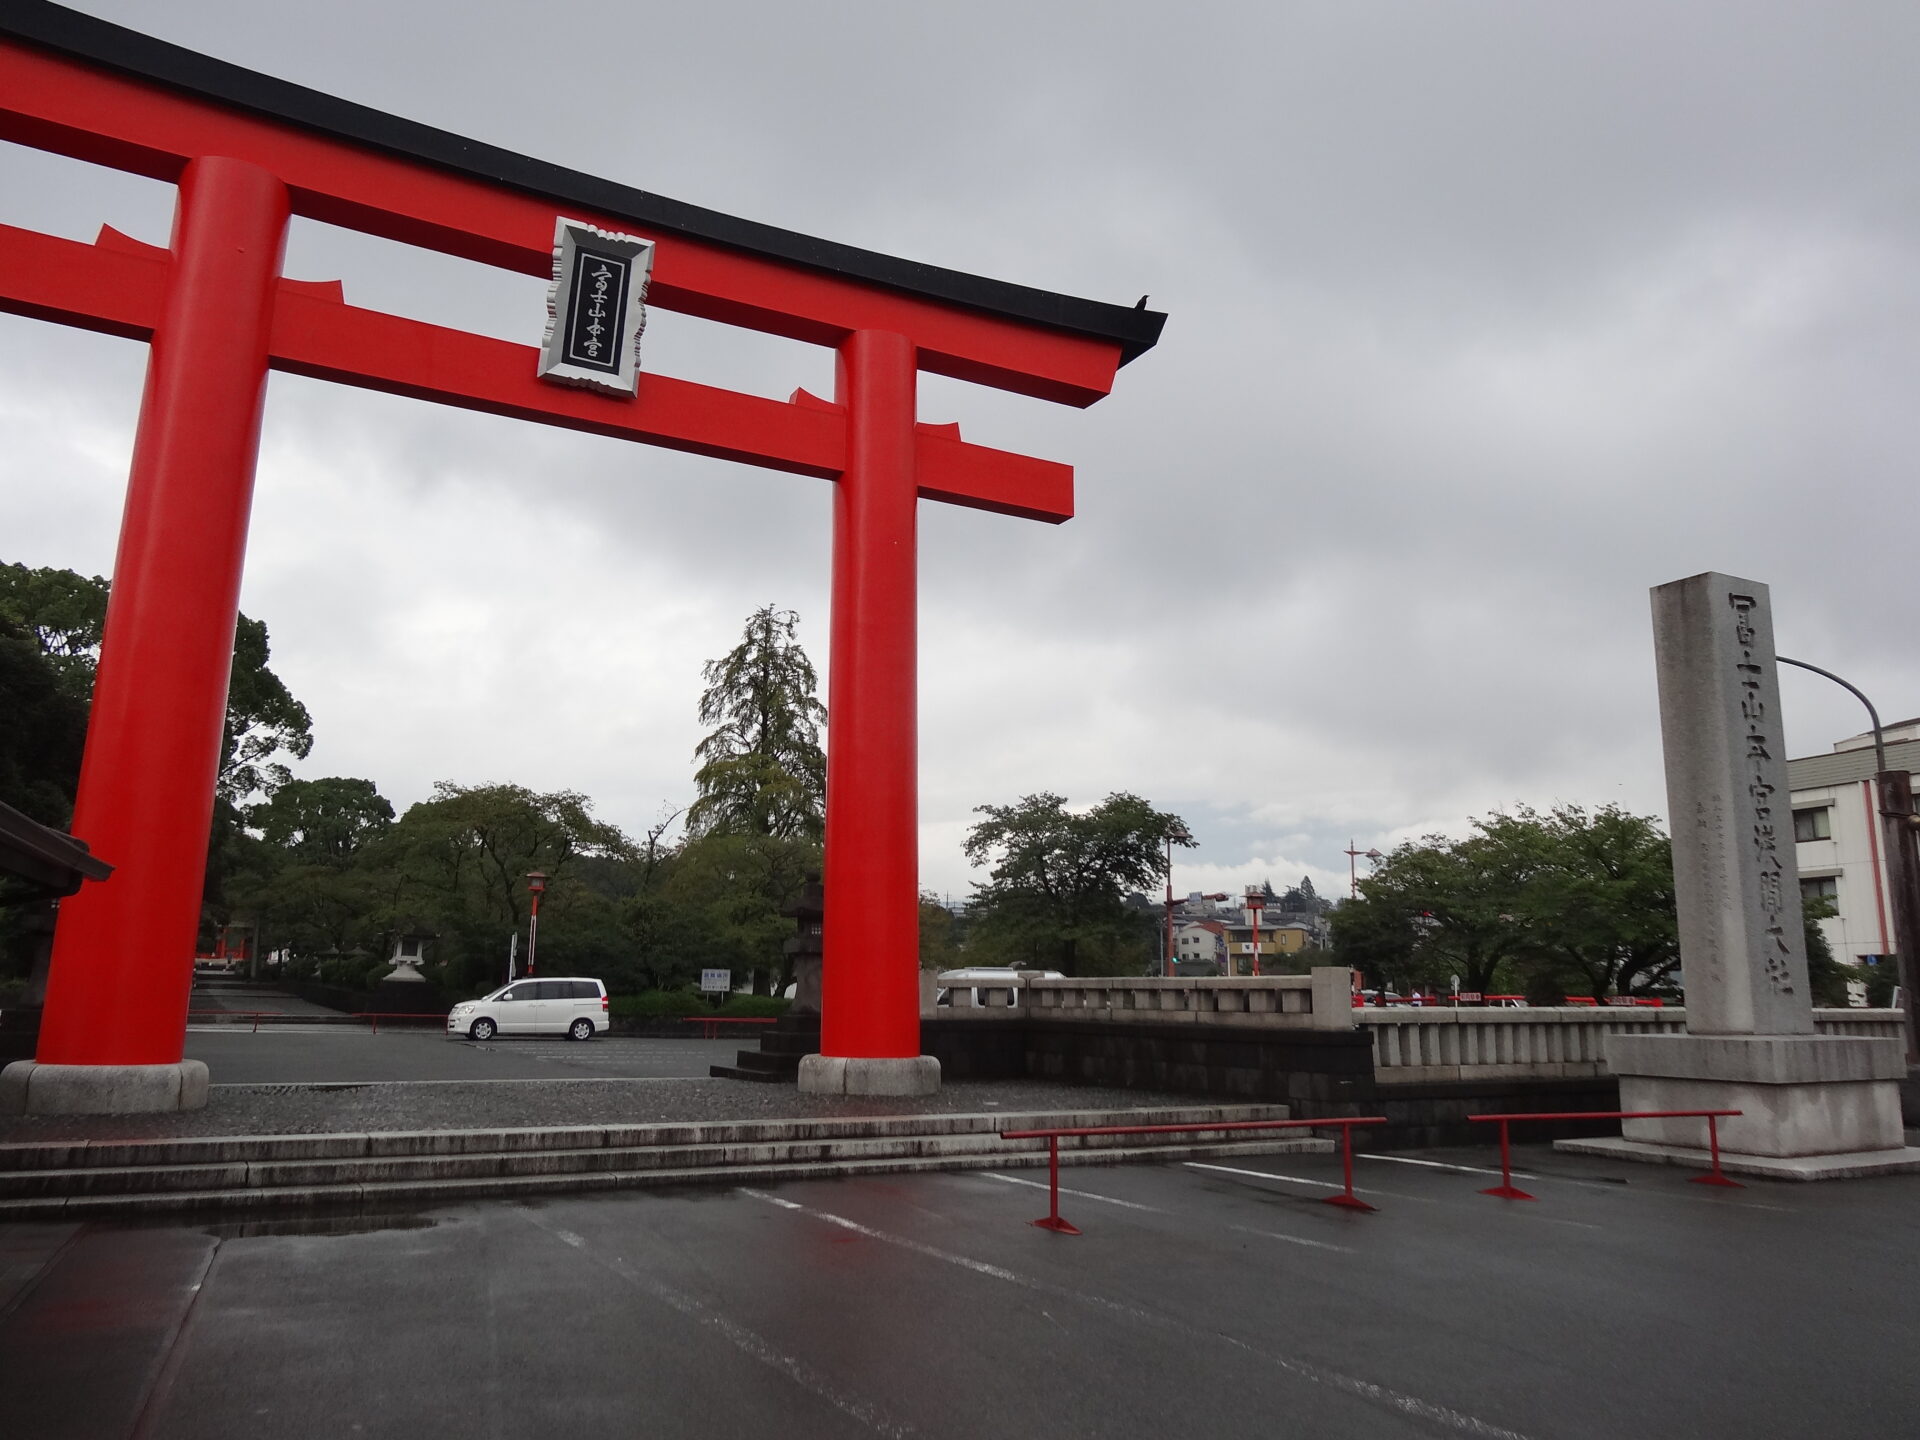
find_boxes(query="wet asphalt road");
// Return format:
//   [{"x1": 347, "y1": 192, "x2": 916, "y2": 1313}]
[{"x1": 4, "y1": 1144, "x2": 1916, "y2": 1440}]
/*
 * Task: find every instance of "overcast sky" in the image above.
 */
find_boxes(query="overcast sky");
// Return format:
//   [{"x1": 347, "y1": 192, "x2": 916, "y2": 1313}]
[{"x1": 5, "y1": 1, "x2": 1917, "y2": 904}]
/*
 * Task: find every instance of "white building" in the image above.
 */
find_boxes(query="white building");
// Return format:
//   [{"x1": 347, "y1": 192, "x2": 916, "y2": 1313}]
[
  {"x1": 1787, "y1": 719, "x2": 1920, "y2": 973},
  {"x1": 1173, "y1": 920, "x2": 1226, "y2": 968}
]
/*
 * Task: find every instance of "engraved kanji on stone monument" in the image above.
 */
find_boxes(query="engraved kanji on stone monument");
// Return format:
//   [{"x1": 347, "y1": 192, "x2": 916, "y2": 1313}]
[{"x1": 537, "y1": 218, "x2": 655, "y2": 396}]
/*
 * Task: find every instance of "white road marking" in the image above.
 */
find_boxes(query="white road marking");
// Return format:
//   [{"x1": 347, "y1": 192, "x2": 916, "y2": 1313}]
[
  {"x1": 1182, "y1": 1161, "x2": 1432, "y2": 1202},
  {"x1": 524, "y1": 1214, "x2": 916, "y2": 1438},
  {"x1": 1364, "y1": 1153, "x2": 1513, "y2": 1177},
  {"x1": 741, "y1": 1189, "x2": 1535, "y2": 1440},
  {"x1": 1227, "y1": 1224, "x2": 1356, "y2": 1254},
  {"x1": 981, "y1": 1172, "x2": 1160, "y2": 1212}
]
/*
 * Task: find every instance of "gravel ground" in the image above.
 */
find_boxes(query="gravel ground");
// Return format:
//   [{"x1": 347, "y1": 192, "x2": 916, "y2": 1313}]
[{"x1": 0, "y1": 1076, "x2": 1213, "y2": 1144}]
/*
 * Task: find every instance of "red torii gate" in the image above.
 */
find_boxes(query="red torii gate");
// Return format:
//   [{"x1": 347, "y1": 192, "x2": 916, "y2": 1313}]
[{"x1": 0, "y1": 5, "x2": 1161, "y2": 1110}]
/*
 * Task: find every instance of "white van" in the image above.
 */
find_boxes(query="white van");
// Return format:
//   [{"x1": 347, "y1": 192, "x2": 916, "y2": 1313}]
[{"x1": 447, "y1": 977, "x2": 609, "y2": 1041}]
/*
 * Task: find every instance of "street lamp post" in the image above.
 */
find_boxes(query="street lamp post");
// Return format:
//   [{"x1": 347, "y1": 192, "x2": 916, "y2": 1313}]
[
  {"x1": 1163, "y1": 823, "x2": 1192, "y2": 978},
  {"x1": 1344, "y1": 840, "x2": 1383, "y2": 1001},
  {"x1": 1344, "y1": 840, "x2": 1382, "y2": 900},
  {"x1": 525, "y1": 871, "x2": 548, "y2": 978},
  {"x1": 1244, "y1": 888, "x2": 1267, "y2": 977},
  {"x1": 1778, "y1": 657, "x2": 1920, "y2": 1062}
]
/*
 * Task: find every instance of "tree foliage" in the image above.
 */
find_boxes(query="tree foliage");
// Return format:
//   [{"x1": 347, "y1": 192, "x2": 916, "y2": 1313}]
[
  {"x1": 0, "y1": 616, "x2": 88, "y2": 828},
  {"x1": 0, "y1": 562, "x2": 311, "y2": 811},
  {"x1": 219, "y1": 615, "x2": 314, "y2": 805},
  {"x1": 0, "y1": 562, "x2": 106, "y2": 702},
  {"x1": 686, "y1": 605, "x2": 826, "y2": 842},
  {"x1": 963, "y1": 792, "x2": 1192, "y2": 975},
  {"x1": 1332, "y1": 804, "x2": 1681, "y2": 1000}
]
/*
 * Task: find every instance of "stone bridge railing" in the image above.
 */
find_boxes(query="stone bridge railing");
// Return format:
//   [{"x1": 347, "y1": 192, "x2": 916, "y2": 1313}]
[
  {"x1": 931, "y1": 970, "x2": 1903, "y2": 1085},
  {"x1": 938, "y1": 972, "x2": 1355, "y2": 1030},
  {"x1": 1358, "y1": 1006, "x2": 1903, "y2": 1083}
]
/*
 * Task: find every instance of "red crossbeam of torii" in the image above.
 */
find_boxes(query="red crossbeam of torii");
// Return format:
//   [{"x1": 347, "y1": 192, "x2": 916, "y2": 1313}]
[{"x1": 0, "y1": 4, "x2": 1162, "y2": 1097}]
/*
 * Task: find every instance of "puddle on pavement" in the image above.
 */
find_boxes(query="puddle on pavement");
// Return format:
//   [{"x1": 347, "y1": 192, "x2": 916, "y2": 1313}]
[{"x1": 198, "y1": 1212, "x2": 441, "y2": 1240}]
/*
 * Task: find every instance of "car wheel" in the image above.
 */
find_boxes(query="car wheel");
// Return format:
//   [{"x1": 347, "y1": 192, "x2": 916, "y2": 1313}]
[
  {"x1": 469, "y1": 1017, "x2": 496, "y2": 1042},
  {"x1": 568, "y1": 1017, "x2": 594, "y2": 1041}
]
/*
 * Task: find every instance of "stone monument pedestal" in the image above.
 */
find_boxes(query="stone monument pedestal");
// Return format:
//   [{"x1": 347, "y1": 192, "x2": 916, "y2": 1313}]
[{"x1": 1557, "y1": 1032, "x2": 1920, "y2": 1176}]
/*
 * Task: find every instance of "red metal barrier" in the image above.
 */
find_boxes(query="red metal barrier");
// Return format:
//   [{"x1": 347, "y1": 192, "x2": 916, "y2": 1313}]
[
  {"x1": 186, "y1": 1009, "x2": 282, "y2": 1032},
  {"x1": 998, "y1": 1117, "x2": 1388, "y2": 1235},
  {"x1": 1468, "y1": 1109, "x2": 1744, "y2": 1199},
  {"x1": 680, "y1": 1016, "x2": 780, "y2": 1039}
]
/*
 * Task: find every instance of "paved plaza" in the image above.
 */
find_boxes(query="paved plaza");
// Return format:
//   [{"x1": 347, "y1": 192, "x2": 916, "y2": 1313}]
[{"x1": 3, "y1": 1139, "x2": 1917, "y2": 1439}]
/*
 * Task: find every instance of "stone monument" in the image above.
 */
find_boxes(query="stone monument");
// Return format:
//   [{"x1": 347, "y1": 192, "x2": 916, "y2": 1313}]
[{"x1": 1561, "y1": 573, "x2": 1920, "y2": 1177}]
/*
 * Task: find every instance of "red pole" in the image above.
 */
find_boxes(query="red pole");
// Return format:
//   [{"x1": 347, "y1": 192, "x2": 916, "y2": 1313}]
[
  {"x1": 39, "y1": 157, "x2": 290, "y2": 1067},
  {"x1": 1691, "y1": 1113, "x2": 1744, "y2": 1188},
  {"x1": 1032, "y1": 1134, "x2": 1082, "y2": 1234},
  {"x1": 1479, "y1": 1118, "x2": 1536, "y2": 1200},
  {"x1": 820, "y1": 330, "x2": 921, "y2": 1063},
  {"x1": 1323, "y1": 1121, "x2": 1377, "y2": 1212}
]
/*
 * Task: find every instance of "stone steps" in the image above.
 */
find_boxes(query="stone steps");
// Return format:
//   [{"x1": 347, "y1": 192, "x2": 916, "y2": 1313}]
[{"x1": 0, "y1": 1104, "x2": 1330, "y2": 1219}]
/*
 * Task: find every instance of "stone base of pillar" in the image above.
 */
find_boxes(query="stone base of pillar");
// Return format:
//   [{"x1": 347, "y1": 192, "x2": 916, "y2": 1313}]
[
  {"x1": 797, "y1": 1054, "x2": 940, "y2": 1097},
  {"x1": 1601, "y1": 1032, "x2": 1907, "y2": 1161},
  {"x1": 0, "y1": 1060, "x2": 210, "y2": 1115}
]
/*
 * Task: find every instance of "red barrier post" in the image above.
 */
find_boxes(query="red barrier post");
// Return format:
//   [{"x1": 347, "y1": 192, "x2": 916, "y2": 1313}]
[
  {"x1": 1324, "y1": 1121, "x2": 1375, "y2": 1212},
  {"x1": 1690, "y1": 1113, "x2": 1744, "y2": 1188},
  {"x1": 1480, "y1": 1118, "x2": 1537, "y2": 1201},
  {"x1": 1032, "y1": 1134, "x2": 1081, "y2": 1235}
]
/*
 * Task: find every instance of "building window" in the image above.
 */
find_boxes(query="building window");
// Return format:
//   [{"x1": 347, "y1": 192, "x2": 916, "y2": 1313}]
[
  {"x1": 1792, "y1": 808, "x2": 1832, "y2": 842},
  {"x1": 1800, "y1": 875, "x2": 1838, "y2": 903}
]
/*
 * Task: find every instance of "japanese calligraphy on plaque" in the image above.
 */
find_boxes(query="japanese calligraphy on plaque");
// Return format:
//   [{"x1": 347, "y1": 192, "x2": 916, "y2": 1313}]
[{"x1": 537, "y1": 218, "x2": 655, "y2": 396}]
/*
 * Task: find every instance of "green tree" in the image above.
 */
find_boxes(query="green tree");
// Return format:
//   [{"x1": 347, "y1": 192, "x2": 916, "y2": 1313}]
[
  {"x1": 1332, "y1": 804, "x2": 1681, "y2": 1001},
  {"x1": 0, "y1": 562, "x2": 107, "y2": 702},
  {"x1": 963, "y1": 792, "x2": 1192, "y2": 975},
  {"x1": 686, "y1": 605, "x2": 826, "y2": 842},
  {"x1": 0, "y1": 617, "x2": 88, "y2": 828},
  {"x1": 658, "y1": 831, "x2": 818, "y2": 994},
  {"x1": 1479, "y1": 805, "x2": 1678, "y2": 1001},
  {"x1": 369, "y1": 782, "x2": 634, "y2": 994},
  {"x1": 1801, "y1": 895, "x2": 1857, "y2": 1007},
  {"x1": 219, "y1": 615, "x2": 313, "y2": 805},
  {"x1": 248, "y1": 777, "x2": 394, "y2": 862},
  {"x1": 919, "y1": 892, "x2": 961, "y2": 971},
  {"x1": 0, "y1": 563, "x2": 311, "y2": 808}
]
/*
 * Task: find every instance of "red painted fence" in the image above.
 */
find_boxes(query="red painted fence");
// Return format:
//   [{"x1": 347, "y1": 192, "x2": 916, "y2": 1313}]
[
  {"x1": 1469, "y1": 1109, "x2": 1744, "y2": 1197},
  {"x1": 999, "y1": 1117, "x2": 1388, "y2": 1234}
]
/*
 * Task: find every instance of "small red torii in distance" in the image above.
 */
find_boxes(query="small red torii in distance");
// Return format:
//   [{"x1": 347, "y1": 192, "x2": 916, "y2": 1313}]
[{"x1": 0, "y1": 4, "x2": 1161, "y2": 1105}]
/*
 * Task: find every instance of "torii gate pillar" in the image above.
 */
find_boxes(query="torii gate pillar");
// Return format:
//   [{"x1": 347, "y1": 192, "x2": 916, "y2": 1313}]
[{"x1": 801, "y1": 330, "x2": 938, "y2": 1095}]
